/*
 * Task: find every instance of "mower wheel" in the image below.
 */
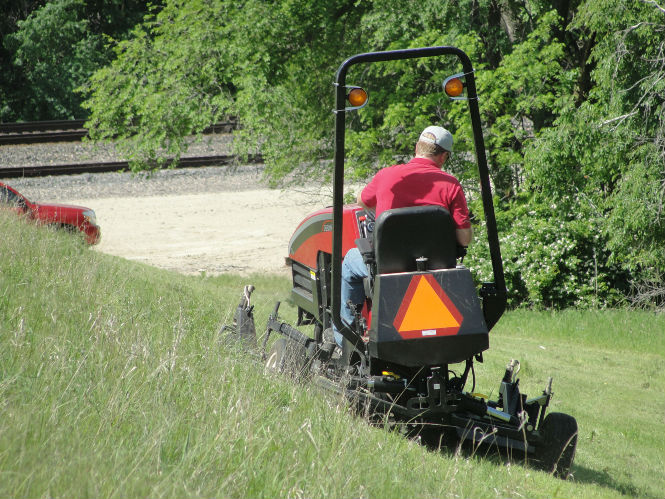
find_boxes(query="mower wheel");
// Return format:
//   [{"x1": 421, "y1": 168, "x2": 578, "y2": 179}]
[
  {"x1": 535, "y1": 412, "x2": 578, "y2": 479},
  {"x1": 265, "y1": 338, "x2": 309, "y2": 380}
]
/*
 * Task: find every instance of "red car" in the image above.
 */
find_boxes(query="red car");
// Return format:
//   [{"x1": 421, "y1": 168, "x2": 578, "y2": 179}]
[{"x1": 0, "y1": 181, "x2": 101, "y2": 245}]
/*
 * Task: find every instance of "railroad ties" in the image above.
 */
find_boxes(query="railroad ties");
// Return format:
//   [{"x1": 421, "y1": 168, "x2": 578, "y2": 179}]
[
  {"x1": 0, "y1": 155, "x2": 263, "y2": 179},
  {"x1": 0, "y1": 119, "x2": 260, "y2": 178},
  {"x1": 0, "y1": 120, "x2": 89, "y2": 144},
  {"x1": 0, "y1": 120, "x2": 237, "y2": 145}
]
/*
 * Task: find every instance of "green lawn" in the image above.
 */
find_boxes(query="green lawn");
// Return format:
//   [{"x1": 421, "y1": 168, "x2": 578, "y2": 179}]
[{"x1": 1, "y1": 212, "x2": 663, "y2": 498}]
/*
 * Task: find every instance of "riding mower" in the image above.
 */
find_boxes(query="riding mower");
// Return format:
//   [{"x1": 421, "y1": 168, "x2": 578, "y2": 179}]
[{"x1": 226, "y1": 46, "x2": 578, "y2": 479}]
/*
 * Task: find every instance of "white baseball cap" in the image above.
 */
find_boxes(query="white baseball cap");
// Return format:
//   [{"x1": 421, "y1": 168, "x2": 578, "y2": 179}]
[{"x1": 419, "y1": 126, "x2": 453, "y2": 152}]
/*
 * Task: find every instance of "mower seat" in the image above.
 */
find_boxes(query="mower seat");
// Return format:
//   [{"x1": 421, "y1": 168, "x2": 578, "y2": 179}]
[
  {"x1": 374, "y1": 206, "x2": 457, "y2": 273},
  {"x1": 367, "y1": 206, "x2": 489, "y2": 367}
]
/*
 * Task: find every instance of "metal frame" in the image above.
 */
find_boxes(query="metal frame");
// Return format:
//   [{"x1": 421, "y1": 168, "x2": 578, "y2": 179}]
[{"x1": 330, "y1": 46, "x2": 507, "y2": 351}]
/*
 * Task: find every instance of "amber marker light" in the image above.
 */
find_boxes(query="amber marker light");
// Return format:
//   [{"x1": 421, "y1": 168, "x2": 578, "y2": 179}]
[
  {"x1": 444, "y1": 77, "x2": 464, "y2": 98},
  {"x1": 347, "y1": 87, "x2": 368, "y2": 107},
  {"x1": 442, "y1": 72, "x2": 470, "y2": 100}
]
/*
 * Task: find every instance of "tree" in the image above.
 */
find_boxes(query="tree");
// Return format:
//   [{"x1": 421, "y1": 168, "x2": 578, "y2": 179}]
[
  {"x1": 0, "y1": 0, "x2": 45, "y2": 120},
  {"x1": 2, "y1": 0, "x2": 154, "y2": 120},
  {"x1": 83, "y1": 0, "x2": 369, "y2": 174},
  {"x1": 83, "y1": 0, "x2": 244, "y2": 168},
  {"x1": 5, "y1": 0, "x2": 106, "y2": 119},
  {"x1": 523, "y1": 0, "x2": 665, "y2": 305}
]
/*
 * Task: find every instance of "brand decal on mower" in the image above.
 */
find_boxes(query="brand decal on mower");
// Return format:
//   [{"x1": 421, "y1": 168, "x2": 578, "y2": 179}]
[{"x1": 392, "y1": 274, "x2": 463, "y2": 339}]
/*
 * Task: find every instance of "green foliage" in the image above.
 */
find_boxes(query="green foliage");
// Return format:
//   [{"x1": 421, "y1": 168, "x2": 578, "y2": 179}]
[
  {"x1": 467, "y1": 194, "x2": 628, "y2": 309},
  {"x1": 1, "y1": 0, "x2": 153, "y2": 120},
  {"x1": 0, "y1": 0, "x2": 45, "y2": 120},
  {"x1": 231, "y1": 0, "x2": 369, "y2": 184},
  {"x1": 83, "y1": 0, "x2": 237, "y2": 170},
  {"x1": 520, "y1": 0, "x2": 665, "y2": 303},
  {"x1": 4, "y1": 0, "x2": 100, "y2": 118},
  {"x1": 606, "y1": 147, "x2": 665, "y2": 274},
  {"x1": 82, "y1": 0, "x2": 371, "y2": 178},
  {"x1": 476, "y1": 9, "x2": 576, "y2": 197}
]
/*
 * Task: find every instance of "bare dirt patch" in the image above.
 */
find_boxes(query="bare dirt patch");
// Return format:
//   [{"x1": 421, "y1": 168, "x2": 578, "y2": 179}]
[{"x1": 65, "y1": 186, "x2": 329, "y2": 276}]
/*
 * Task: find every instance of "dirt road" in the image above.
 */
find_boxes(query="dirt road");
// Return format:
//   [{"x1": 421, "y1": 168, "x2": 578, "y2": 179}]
[{"x1": 76, "y1": 188, "x2": 327, "y2": 275}]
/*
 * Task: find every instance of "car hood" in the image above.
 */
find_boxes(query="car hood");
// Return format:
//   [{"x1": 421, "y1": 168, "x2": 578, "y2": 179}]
[{"x1": 35, "y1": 202, "x2": 92, "y2": 212}]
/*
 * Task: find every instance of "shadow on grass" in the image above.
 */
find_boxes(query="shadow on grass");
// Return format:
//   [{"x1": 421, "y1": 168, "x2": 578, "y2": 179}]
[
  {"x1": 425, "y1": 437, "x2": 645, "y2": 498},
  {"x1": 570, "y1": 464, "x2": 645, "y2": 498}
]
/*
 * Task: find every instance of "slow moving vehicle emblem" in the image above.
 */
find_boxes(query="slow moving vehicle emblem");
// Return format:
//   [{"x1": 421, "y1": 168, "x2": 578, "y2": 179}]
[{"x1": 393, "y1": 274, "x2": 463, "y2": 339}]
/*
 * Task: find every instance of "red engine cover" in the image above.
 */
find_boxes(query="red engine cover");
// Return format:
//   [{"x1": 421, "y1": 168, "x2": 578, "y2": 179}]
[{"x1": 288, "y1": 204, "x2": 364, "y2": 269}]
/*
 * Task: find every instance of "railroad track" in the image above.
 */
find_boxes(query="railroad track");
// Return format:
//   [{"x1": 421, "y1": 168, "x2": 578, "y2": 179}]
[
  {"x1": 0, "y1": 119, "x2": 236, "y2": 145},
  {"x1": 0, "y1": 120, "x2": 88, "y2": 144},
  {"x1": 0, "y1": 154, "x2": 263, "y2": 179}
]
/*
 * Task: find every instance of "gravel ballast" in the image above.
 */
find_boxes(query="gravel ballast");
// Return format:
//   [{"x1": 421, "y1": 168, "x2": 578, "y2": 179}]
[{"x1": 0, "y1": 135, "x2": 267, "y2": 201}]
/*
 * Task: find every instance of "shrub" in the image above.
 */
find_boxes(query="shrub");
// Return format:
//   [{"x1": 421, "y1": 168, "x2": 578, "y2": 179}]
[{"x1": 466, "y1": 196, "x2": 629, "y2": 308}]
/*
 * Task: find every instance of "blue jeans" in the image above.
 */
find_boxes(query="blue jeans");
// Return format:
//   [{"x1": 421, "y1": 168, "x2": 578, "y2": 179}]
[{"x1": 333, "y1": 247, "x2": 368, "y2": 346}]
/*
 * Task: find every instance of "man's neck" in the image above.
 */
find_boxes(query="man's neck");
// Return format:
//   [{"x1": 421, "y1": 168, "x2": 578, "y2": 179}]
[{"x1": 414, "y1": 154, "x2": 444, "y2": 168}]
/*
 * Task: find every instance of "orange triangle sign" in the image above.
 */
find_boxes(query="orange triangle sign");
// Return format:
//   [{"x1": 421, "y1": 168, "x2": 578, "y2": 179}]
[{"x1": 393, "y1": 275, "x2": 463, "y2": 339}]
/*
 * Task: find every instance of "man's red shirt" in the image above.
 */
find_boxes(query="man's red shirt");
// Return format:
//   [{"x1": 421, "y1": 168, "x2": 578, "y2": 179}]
[{"x1": 360, "y1": 157, "x2": 471, "y2": 229}]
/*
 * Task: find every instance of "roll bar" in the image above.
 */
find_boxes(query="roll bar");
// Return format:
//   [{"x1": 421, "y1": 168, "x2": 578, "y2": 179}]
[{"x1": 331, "y1": 46, "x2": 507, "y2": 351}]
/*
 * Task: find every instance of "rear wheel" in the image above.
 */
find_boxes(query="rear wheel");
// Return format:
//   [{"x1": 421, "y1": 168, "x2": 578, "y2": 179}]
[
  {"x1": 535, "y1": 412, "x2": 578, "y2": 479},
  {"x1": 264, "y1": 338, "x2": 309, "y2": 380}
]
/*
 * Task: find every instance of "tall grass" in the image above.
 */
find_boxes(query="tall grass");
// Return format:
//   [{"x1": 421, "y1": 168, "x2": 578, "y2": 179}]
[{"x1": 1, "y1": 211, "x2": 663, "y2": 498}]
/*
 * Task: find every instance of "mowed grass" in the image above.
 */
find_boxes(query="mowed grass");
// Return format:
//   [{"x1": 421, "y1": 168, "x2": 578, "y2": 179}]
[{"x1": 1, "y1": 211, "x2": 663, "y2": 498}]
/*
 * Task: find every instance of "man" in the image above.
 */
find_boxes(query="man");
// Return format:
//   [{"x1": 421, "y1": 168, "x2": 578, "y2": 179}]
[{"x1": 333, "y1": 125, "x2": 472, "y2": 346}]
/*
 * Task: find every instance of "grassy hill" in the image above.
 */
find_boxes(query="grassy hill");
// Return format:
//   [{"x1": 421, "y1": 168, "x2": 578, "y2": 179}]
[{"x1": 1, "y1": 211, "x2": 663, "y2": 498}]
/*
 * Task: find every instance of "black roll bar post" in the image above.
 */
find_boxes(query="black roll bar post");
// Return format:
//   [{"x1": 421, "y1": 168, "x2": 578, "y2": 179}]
[{"x1": 331, "y1": 46, "x2": 507, "y2": 352}]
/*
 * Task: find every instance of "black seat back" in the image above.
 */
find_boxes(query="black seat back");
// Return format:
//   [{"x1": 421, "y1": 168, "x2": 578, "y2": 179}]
[{"x1": 374, "y1": 206, "x2": 457, "y2": 274}]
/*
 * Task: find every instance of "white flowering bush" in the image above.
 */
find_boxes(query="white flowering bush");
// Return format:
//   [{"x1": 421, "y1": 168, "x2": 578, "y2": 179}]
[{"x1": 466, "y1": 197, "x2": 628, "y2": 308}]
